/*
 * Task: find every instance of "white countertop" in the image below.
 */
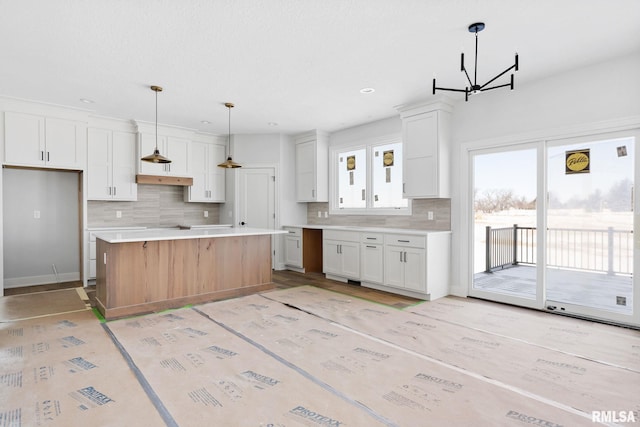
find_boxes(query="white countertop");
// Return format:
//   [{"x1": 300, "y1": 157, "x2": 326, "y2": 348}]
[
  {"x1": 282, "y1": 224, "x2": 451, "y2": 235},
  {"x1": 93, "y1": 227, "x2": 287, "y2": 243}
]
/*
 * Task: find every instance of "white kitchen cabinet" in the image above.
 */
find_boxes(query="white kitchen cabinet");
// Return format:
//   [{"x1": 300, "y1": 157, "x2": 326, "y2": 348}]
[
  {"x1": 294, "y1": 130, "x2": 328, "y2": 202},
  {"x1": 360, "y1": 233, "x2": 384, "y2": 284},
  {"x1": 398, "y1": 102, "x2": 451, "y2": 198},
  {"x1": 87, "y1": 128, "x2": 137, "y2": 200},
  {"x1": 185, "y1": 141, "x2": 225, "y2": 202},
  {"x1": 4, "y1": 112, "x2": 85, "y2": 169},
  {"x1": 384, "y1": 234, "x2": 426, "y2": 292},
  {"x1": 284, "y1": 227, "x2": 303, "y2": 269},
  {"x1": 323, "y1": 230, "x2": 360, "y2": 281},
  {"x1": 138, "y1": 132, "x2": 190, "y2": 176}
]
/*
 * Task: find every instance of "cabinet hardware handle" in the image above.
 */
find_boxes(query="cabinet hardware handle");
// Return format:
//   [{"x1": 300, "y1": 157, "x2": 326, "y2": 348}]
[
  {"x1": 361, "y1": 189, "x2": 366, "y2": 200},
  {"x1": 108, "y1": 187, "x2": 111, "y2": 196},
  {"x1": 40, "y1": 151, "x2": 44, "y2": 161},
  {"x1": 403, "y1": 183, "x2": 405, "y2": 193},
  {"x1": 366, "y1": 237, "x2": 376, "y2": 240},
  {"x1": 366, "y1": 245, "x2": 376, "y2": 248},
  {"x1": 47, "y1": 152, "x2": 50, "y2": 162},
  {"x1": 400, "y1": 251, "x2": 403, "y2": 262},
  {"x1": 398, "y1": 240, "x2": 410, "y2": 243},
  {"x1": 312, "y1": 189, "x2": 315, "y2": 198},
  {"x1": 403, "y1": 251, "x2": 407, "y2": 262},
  {"x1": 296, "y1": 241, "x2": 300, "y2": 248},
  {"x1": 113, "y1": 187, "x2": 116, "y2": 196},
  {"x1": 288, "y1": 231, "x2": 295, "y2": 234}
]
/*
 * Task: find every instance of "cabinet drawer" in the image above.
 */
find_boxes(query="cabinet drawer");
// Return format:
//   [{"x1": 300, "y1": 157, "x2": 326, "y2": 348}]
[
  {"x1": 323, "y1": 230, "x2": 360, "y2": 243},
  {"x1": 384, "y1": 234, "x2": 426, "y2": 248},
  {"x1": 284, "y1": 227, "x2": 302, "y2": 237},
  {"x1": 361, "y1": 233, "x2": 383, "y2": 244}
]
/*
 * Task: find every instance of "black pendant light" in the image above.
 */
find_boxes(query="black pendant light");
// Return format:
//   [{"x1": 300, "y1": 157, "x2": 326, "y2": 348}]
[
  {"x1": 432, "y1": 22, "x2": 519, "y2": 101},
  {"x1": 217, "y1": 102, "x2": 241, "y2": 168},
  {"x1": 141, "y1": 85, "x2": 171, "y2": 163}
]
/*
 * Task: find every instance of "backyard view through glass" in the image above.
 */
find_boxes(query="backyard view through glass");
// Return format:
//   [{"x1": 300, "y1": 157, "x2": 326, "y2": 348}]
[{"x1": 473, "y1": 136, "x2": 634, "y2": 319}]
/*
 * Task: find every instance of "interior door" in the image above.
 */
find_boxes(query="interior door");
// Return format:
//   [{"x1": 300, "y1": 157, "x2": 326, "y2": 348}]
[{"x1": 237, "y1": 167, "x2": 276, "y2": 266}]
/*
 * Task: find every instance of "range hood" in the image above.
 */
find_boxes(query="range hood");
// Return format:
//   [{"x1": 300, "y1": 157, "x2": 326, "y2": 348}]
[{"x1": 135, "y1": 174, "x2": 193, "y2": 186}]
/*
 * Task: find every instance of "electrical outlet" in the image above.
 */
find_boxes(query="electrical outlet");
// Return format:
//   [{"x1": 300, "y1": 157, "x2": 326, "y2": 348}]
[
  {"x1": 116, "y1": 211, "x2": 122, "y2": 218},
  {"x1": 324, "y1": 211, "x2": 328, "y2": 218},
  {"x1": 427, "y1": 211, "x2": 434, "y2": 220},
  {"x1": 318, "y1": 211, "x2": 322, "y2": 218},
  {"x1": 204, "y1": 211, "x2": 209, "y2": 218},
  {"x1": 33, "y1": 210, "x2": 40, "y2": 219}
]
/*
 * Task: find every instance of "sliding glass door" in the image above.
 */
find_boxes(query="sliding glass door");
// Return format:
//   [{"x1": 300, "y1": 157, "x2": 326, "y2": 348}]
[
  {"x1": 546, "y1": 135, "x2": 635, "y2": 323},
  {"x1": 470, "y1": 131, "x2": 638, "y2": 325},
  {"x1": 471, "y1": 145, "x2": 543, "y2": 309}
]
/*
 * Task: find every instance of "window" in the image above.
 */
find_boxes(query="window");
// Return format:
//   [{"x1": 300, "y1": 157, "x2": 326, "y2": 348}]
[{"x1": 331, "y1": 137, "x2": 410, "y2": 215}]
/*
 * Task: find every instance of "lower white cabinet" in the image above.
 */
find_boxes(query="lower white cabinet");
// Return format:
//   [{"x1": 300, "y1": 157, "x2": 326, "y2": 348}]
[
  {"x1": 318, "y1": 227, "x2": 451, "y2": 300},
  {"x1": 323, "y1": 230, "x2": 360, "y2": 281},
  {"x1": 284, "y1": 227, "x2": 303, "y2": 269},
  {"x1": 360, "y1": 233, "x2": 383, "y2": 284}
]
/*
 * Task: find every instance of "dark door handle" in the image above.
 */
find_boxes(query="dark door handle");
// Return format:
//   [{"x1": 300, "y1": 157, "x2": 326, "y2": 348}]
[{"x1": 240, "y1": 221, "x2": 246, "y2": 225}]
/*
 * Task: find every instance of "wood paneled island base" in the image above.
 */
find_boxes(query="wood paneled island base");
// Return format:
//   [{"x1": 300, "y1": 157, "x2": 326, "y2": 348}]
[{"x1": 96, "y1": 234, "x2": 274, "y2": 319}]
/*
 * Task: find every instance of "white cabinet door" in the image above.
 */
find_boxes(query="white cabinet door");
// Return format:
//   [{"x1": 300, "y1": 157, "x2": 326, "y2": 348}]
[
  {"x1": 138, "y1": 132, "x2": 167, "y2": 175},
  {"x1": 87, "y1": 128, "x2": 112, "y2": 199},
  {"x1": 403, "y1": 247, "x2": 426, "y2": 292},
  {"x1": 323, "y1": 240, "x2": 342, "y2": 276},
  {"x1": 340, "y1": 241, "x2": 360, "y2": 279},
  {"x1": 4, "y1": 112, "x2": 44, "y2": 166},
  {"x1": 400, "y1": 104, "x2": 450, "y2": 199},
  {"x1": 111, "y1": 131, "x2": 137, "y2": 200},
  {"x1": 45, "y1": 118, "x2": 83, "y2": 169},
  {"x1": 295, "y1": 140, "x2": 316, "y2": 201},
  {"x1": 294, "y1": 131, "x2": 328, "y2": 202},
  {"x1": 284, "y1": 235, "x2": 302, "y2": 268},
  {"x1": 384, "y1": 245, "x2": 405, "y2": 288},
  {"x1": 361, "y1": 244, "x2": 383, "y2": 284},
  {"x1": 209, "y1": 144, "x2": 226, "y2": 202},
  {"x1": 187, "y1": 140, "x2": 209, "y2": 201},
  {"x1": 166, "y1": 136, "x2": 189, "y2": 176}
]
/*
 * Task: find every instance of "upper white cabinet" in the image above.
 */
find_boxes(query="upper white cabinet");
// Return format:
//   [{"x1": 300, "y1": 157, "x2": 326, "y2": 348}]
[
  {"x1": 87, "y1": 128, "x2": 137, "y2": 201},
  {"x1": 397, "y1": 101, "x2": 451, "y2": 198},
  {"x1": 4, "y1": 112, "x2": 85, "y2": 170},
  {"x1": 138, "y1": 132, "x2": 190, "y2": 176},
  {"x1": 294, "y1": 130, "x2": 328, "y2": 202},
  {"x1": 185, "y1": 140, "x2": 225, "y2": 202}
]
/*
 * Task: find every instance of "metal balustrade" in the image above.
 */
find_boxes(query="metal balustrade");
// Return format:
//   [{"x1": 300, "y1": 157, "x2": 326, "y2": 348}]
[{"x1": 485, "y1": 224, "x2": 633, "y2": 275}]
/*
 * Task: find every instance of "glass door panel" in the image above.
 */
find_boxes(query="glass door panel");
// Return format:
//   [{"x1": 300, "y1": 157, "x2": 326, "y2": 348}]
[
  {"x1": 546, "y1": 137, "x2": 634, "y2": 320},
  {"x1": 471, "y1": 147, "x2": 541, "y2": 307}
]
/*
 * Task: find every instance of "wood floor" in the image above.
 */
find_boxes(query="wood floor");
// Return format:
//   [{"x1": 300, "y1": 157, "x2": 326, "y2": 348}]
[{"x1": 2, "y1": 270, "x2": 423, "y2": 311}]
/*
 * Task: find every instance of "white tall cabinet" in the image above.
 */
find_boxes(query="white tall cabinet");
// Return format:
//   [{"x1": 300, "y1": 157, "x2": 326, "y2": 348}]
[
  {"x1": 294, "y1": 130, "x2": 328, "y2": 202},
  {"x1": 87, "y1": 127, "x2": 137, "y2": 201},
  {"x1": 397, "y1": 100, "x2": 452, "y2": 198},
  {"x1": 4, "y1": 111, "x2": 86, "y2": 170}
]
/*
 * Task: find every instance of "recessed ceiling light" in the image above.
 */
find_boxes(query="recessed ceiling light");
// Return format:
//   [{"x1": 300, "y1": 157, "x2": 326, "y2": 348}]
[
  {"x1": 200, "y1": 120, "x2": 211, "y2": 124},
  {"x1": 79, "y1": 98, "x2": 94, "y2": 104},
  {"x1": 268, "y1": 122, "x2": 278, "y2": 126},
  {"x1": 359, "y1": 87, "x2": 375, "y2": 94}
]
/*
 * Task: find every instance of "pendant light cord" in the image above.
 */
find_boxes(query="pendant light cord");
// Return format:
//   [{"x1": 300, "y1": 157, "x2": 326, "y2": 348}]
[
  {"x1": 155, "y1": 89, "x2": 159, "y2": 151},
  {"x1": 227, "y1": 104, "x2": 231, "y2": 158}
]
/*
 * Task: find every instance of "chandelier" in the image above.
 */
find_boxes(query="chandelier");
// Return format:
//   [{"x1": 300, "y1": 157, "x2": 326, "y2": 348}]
[{"x1": 432, "y1": 22, "x2": 518, "y2": 101}]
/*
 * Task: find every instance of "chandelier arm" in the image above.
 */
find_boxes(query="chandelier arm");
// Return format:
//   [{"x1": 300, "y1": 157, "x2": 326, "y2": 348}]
[
  {"x1": 479, "y1": 81, "x2": 513, "y2": 92},
  {"x1": 461, "y1": 53, "x2": 473, "y2": 87},
  {"x1": 479, "y1": 64, "x2": 517, "y2": 90},
  {"x1": 433, "y1": 85, "x2": 469, "y2": 93}
]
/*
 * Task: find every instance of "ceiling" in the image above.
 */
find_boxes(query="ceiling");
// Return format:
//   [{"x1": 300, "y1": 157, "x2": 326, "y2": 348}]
[{"x1": 1, "y1": 0, "x2": 639, "y2": 135}]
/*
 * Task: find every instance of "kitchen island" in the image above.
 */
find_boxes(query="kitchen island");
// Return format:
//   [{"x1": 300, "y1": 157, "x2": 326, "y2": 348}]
[{"x1": 93, "y1": 227, "x2": 286, "y2": 319}]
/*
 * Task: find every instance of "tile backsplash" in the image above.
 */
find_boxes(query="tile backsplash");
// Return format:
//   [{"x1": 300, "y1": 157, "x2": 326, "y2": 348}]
[
  {"x1": 306, "y1": 199, "x2": 451, "y2": 231},
  {"x1": 87, "y1": 185, "x2": 221, "y2": 228}
]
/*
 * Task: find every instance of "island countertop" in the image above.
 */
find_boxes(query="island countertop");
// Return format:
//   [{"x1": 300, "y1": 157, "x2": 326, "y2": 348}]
[{"x1": 93, "y1": 227, "x2": 287, "y2": 243}]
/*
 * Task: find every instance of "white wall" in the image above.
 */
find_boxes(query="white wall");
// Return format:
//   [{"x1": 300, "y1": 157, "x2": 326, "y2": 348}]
[
  {"x1": 449, "y1": 53, "x2": 640, "y2": 297},
  {"x1": 329, "y1": 116, "x2": 401, "y2": 147},
  {"x1": 3, "y1": 168, "x2": 80, "y2": 286}
]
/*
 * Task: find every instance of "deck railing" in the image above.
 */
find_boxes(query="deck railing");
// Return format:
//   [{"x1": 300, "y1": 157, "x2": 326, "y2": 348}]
[{"x1": 485, "y1": 224, "x2": 633, "y2": 275}]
